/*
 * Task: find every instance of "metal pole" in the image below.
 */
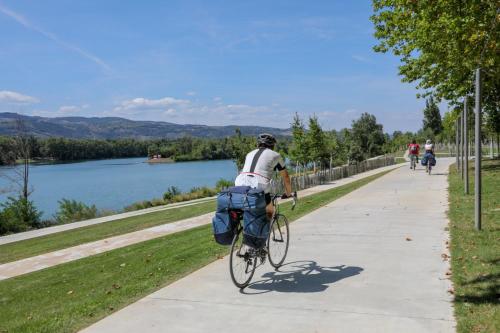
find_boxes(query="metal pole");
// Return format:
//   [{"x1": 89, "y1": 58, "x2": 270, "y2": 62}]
[
  {"x1": 474, "y1": 68, "x2": 482, "y2": 230},
  {"x1": 461, "y1": 112, "x2": 465, "y2": 179},
  {"x1": 456, "y1": 118, "x2": 460, "y2": 170},
  {"x1": 464, "y1": 98, "x2": 469, "y2": 194},
  {"x1": 457, "y1": 115, "x2": 462, "y2": 170}
]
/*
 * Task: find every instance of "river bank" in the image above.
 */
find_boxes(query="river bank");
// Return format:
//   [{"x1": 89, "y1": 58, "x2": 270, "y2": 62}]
[{"x1": 0, "y1": 158, "x2": 238, "y2": 219}]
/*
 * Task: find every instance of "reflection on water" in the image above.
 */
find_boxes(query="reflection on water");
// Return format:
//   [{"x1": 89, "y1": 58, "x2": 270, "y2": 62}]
[{"x1": 0, "y1": 158, "x2": 237, "y2": 219}]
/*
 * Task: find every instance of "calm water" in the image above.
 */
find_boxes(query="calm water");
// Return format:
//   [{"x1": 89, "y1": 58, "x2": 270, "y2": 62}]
[{"x1": 0, "y1": 158, "x2": 237, "y2": 219}]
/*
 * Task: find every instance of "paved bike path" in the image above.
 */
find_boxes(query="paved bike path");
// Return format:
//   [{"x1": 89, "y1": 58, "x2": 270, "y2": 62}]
[{"x1": 81, "y1": 158, "x2": 455, "y2": 333}]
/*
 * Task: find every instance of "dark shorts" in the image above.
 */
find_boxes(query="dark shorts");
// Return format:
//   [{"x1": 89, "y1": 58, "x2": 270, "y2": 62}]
[{"x1": 265, "y1": 193, "x2": 271, "y2": 205}]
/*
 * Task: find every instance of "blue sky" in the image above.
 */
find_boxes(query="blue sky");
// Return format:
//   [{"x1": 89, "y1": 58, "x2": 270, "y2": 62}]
[{"x1": 0, "y1": 0, "x2": 446, "y2": 133}]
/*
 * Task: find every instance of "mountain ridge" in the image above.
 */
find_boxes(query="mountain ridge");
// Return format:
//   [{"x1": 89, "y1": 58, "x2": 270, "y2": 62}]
[{"x1": 0, "y1": 112, "x2": 291, "y2": 139}]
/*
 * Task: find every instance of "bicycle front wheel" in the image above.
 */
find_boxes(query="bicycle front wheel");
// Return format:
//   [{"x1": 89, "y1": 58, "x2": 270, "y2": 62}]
[
  {"x1": 268, "y1": 214, "x2": 290, "y2": 268},
  {"x1": 229, "y1": 229, "x2": 256, "y2": 289}
]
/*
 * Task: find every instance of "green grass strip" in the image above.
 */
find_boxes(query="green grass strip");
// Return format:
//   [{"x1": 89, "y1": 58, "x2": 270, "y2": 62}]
[
  {"x1": 0, "y1": 201, "x2": 216, "y2": 264},
  {"x1": 0, "y1": 169, "x2": 393, "y2": 333},
  {"x1": 448, "y1": 159, "x2": 499, "y2": 333}
]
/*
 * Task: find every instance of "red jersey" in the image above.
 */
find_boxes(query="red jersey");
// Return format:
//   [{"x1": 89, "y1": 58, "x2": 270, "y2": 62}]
[{"x1": 408, "y1": 143, "x2": 420, "y2": 155}]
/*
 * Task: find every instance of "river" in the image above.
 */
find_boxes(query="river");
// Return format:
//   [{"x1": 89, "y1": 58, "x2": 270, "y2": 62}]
[{"x1": 0, "y1": 158, "x2": 237, "y2": 219}]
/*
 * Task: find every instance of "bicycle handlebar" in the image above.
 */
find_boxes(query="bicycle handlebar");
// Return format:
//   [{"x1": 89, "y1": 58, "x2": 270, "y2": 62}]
[{"x1": 273, "y1": 191, "x2": 298, "y2": 210}]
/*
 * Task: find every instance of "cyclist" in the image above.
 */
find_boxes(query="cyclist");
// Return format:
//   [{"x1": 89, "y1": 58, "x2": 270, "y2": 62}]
[
  {"x1": 407, "y1": 139, "x2": 420, "y2": 169},
  {"x1": 235, "y1": 133, "x2": 292, "y2": 220},
  {"x1": 424, "y1": 139, "x2": 435, "y2": 155},
  {"x1": 422, "y1": 139, "x2": 436, "y2": 169}
]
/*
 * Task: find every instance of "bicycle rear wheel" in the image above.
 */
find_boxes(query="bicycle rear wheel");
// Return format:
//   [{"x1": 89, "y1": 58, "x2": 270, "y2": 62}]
[
  {"x1": 229, "y1": 228, "x2": 256, "y2": 288},
  {"x1": 268, "y1": 214, "x2": 290, "y2": 268}
]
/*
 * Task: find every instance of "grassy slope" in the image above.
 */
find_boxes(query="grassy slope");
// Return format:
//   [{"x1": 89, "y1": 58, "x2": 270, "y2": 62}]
[
  {"x1": 0, "y1": 201, "x2": 216, "y2": 264},
  {"x1": 0, "y1": 169, "x2": 393, "y2": 333},
  {"x1": 448, "y1": 159, "x2": 499, "y2": 333}
]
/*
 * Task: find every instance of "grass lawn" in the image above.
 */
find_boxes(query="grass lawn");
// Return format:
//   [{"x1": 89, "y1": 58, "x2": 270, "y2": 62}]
[
  {"x1": 0, "y1": 169, "x2": 393, "y2": 333},
  {"x1": 448, "y1": 159, "x2": 499, "y2": 333},
  {"x1": 0, "y1": 201, "x2": 216, "y2": 264}
]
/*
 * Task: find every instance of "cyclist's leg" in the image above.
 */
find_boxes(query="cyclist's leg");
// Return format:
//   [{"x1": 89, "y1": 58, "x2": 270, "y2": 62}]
[{"x1": 265, "y1": 193, "x2": 273, "y2": 220}]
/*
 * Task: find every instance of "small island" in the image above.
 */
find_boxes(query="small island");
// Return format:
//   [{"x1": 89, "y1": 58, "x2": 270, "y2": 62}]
[{"x1": 147, "y1": 155, "x2": 174, "y2": 163}]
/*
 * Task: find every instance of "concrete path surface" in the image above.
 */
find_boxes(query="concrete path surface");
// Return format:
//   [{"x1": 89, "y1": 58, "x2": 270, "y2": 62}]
[
  {"x1": 81, "y1": 158, "x2": 455, "y2": 333},
  {"x1": 0, "y1": 163, "x2": 401, "y2": 281}
]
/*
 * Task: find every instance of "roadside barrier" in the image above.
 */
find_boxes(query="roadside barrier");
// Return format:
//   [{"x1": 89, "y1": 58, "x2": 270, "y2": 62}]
[{"x1": 271, "y1": 155, "x2": 395, "y2": 193}]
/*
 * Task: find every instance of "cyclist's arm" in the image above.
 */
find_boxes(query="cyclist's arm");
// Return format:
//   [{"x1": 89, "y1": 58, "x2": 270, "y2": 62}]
[
  {"x1": 274, "y1": 155, "x2": 292, "y2": 197},
  {"x1": 280, "y1": 169, "x2": 292, "y2": 197}
]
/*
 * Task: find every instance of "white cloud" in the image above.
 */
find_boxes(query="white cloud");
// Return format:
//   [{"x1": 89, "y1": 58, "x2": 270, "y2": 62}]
[
  {"x1": 0, "y1": 4, "x2": 110, "y2": 71},
  {"x1": 114, "y1": 97, "x2": 190, "y2": 112},
  {"x1": 0, "y1": 90, "x2": 39, "y2": 104},
  {"x1": 186, "y1": 91, "x2": 197, "y2": 96},
  {"x1": 213, "y1": 97, "x2": 222, "y2": 102},
  {"x1": 58, "y1": 105, "x2": 80, "y2": 113}
]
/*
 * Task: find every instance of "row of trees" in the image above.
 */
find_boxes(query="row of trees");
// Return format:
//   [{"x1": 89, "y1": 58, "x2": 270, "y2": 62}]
[
  {"x1": 0, "y1": 136, "x2": 275, "y2": 166},
  {"x1": 289, "y1": 112, "x2": 387, "y2": 173},
  {"x1": 371, "y1": 0, "x2": 499, "y2": 150}
]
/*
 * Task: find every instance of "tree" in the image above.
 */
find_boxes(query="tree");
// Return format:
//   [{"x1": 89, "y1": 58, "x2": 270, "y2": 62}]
[
  {"x1": 371, "y1": 0, "x2": 499, "y2": 110},
  {"x1": 441, "y1": 108, "x2": 461, "y2": 144},
  {"x1": 306, "y1": 115, "x2": 328, "y2": 172},
  {"x1": 422, "y1": 96, "x2": 443, "y2": 135},
  {"x1": 289, "y1": 113, "x2": 309, "y2": 173},
  {"x1": 350, "y1": 113, "x2": 386, "y2": 160},
  {"x1": 14, "y1": 119, "x2": 32, "y2": 201}
]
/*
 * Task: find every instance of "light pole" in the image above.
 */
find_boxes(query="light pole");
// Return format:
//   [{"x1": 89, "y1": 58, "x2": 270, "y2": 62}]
[
  {"x1": 464, "y1": 97, "x2": 469, "y2": 194},
  {"x1": 474, "y1": 68, "x2": 481, "y2": 230}
]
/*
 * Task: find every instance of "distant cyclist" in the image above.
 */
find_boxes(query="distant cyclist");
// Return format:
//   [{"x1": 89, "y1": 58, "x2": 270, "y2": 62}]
[
  {"x1": 408, "y1": 139, "x2": 420, "y2": 169},
  {"x1": 421, "y1": 139, "x2": 436, "y2": 170},
  {"x1": 235, "y1": 133, "x2": 292, "y2": 220},
  {"x1": 424, "y1": 139, "x2": 434, "y2": 155}
]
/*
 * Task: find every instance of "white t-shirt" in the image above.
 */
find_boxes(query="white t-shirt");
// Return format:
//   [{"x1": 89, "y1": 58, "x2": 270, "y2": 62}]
[
  {"x1": 425, "y1": 143, "x2": 434, "y2": 151},
  {"x1": 234, "y1": 148, "x2": 286, "y2": 193}
]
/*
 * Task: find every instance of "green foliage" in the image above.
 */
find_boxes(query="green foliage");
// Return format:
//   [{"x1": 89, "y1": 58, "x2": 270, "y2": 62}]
[
  {"x1": 0, "y1": 136, "x2": 16, "y2": 165},
  {"x1": 441, "y1": 108, "x2": 461, "y2": 143},
  {"x1": 229, "y1": 128, "x2": 257, "y2": 170},
  {"x1": 54, "y1": 199, "x2": 98, "y2": 224},
  {"x1": 215, "y1": 178, "x2": 233, "y2": 191},
  {"x1": 289, "y1": 113, "x2": 310, "y2": 168},
  {"x1": 306, "y1": 115, "x2": 329, "y2": 167},
  {"x1": 422, "y1": 96, "x2": 443, "y2": 135},
  {"x1": 371, "y1": 0, "x2": 499, "y2": 110},
  {"x1": 0, "y1": 196, "x2": 42, "y2": 235},
  {"x1": 350, "y1": 113, "x2": 386, "y2": 160},
  {"x1": 348, "y1": 142, "x2": 365, "y2": 164},
  {"x1": 163, "y1": 186, "x2": 181, "y2": 201}
]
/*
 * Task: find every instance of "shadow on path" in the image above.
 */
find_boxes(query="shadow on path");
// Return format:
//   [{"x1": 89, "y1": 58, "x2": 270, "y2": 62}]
[{"x1": 242, "y1": 260, "x2": 363, "y2": 295}]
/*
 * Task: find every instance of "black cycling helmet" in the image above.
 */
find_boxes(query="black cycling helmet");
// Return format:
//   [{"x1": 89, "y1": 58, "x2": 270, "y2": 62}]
[{"x1": 257, "y1": 133, "x2": 276, "y2": 148}]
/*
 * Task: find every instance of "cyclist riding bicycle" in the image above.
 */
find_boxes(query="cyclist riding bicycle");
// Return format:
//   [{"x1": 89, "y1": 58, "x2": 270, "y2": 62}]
[
  {"x1": 421, "y1": 139, "x2": 436, "y2": 169},
  {"x1": 408, "y1": 139, "x2": 420, "y2": 169},
  {"x1": 424, "y1": 139, "x2": 435, "y2": 155},
  {"x1": 234, "y1": 133, "x2": 292, "y2": 220}
]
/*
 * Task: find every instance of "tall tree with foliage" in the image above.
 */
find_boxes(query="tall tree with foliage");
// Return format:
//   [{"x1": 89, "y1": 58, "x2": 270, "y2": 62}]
[
  {"x1": 371, "y1": 0, "x2": 499, "y2": 110},
  {"x1": 350, "y1": 113, "x2": 386, "y2": 160},
  {"x1": 289, "y1": 113, "x2": 309, "y2": 173},
  {"x1": 423, "y1": 96, "x2": 443, "y2": 135},
  {"x1": 306, "y1": 115, "x2": 328, "y2": 171},
  {"x1": 441, "y1": 108, "x2": 461, "y2": 143}
]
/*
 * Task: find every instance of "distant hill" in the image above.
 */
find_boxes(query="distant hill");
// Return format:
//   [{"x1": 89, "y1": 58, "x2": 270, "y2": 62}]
[{"x1": 0, "y1": 113, "x2": 291, "y2": 139}]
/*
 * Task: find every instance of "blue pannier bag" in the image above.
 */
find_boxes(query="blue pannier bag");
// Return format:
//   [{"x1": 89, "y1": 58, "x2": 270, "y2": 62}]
[
  {"x1": 421, "y1": 152, "x2": 436, "y2": 166},
  {"x1": 211, "y1": 186, "x2": 269, "y2": 248},
  {"x1": 211, "y1": 186, "x2": 250, "y2": 245},
  {"x1": 242, "y1": 189, "x2": 269, "y2": 249}
]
